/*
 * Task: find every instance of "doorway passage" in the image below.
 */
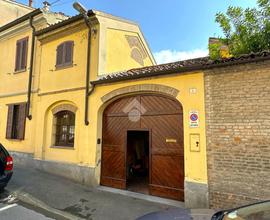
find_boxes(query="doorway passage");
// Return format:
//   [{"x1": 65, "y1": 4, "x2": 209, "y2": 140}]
[
  {"x1": 126, "y1": 131, "x2": 149, "y2": 194},
  {"x1": 101, "y1": 94, "x2": 184, "y2": 201}
]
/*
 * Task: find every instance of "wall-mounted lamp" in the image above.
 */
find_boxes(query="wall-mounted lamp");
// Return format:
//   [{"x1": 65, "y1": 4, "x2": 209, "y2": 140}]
[{"x1": 73, "y1": 2, "x2": 87, "y2": 15}]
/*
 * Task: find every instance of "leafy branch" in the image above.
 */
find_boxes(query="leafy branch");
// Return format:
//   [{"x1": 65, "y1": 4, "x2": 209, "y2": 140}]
[{"x1": 211, "y1": 0, "x2": 270, "y2": 59}]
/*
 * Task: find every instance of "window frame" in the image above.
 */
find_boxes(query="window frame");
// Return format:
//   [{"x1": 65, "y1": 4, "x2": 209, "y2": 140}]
[
  {"x1": 6, "y1": 103, "x2": 27, "y2": 140},
  {"x1": 55, "y1": 41, "x2": 74, "y2": 69},
  {"x1": 11, "y1": 105, "x2": 20, "y2": 139},
  {"x1": 54, "y1": 110, "x2": 75, "y2": 148},
  {"x1": 15, "y1": 37, "x2": 29, "y2": 73}
]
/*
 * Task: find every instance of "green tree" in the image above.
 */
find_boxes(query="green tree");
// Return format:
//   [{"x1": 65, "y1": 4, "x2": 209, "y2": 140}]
[{"x1": 214, "y1": 0, "x2": 270, "y2": 57}]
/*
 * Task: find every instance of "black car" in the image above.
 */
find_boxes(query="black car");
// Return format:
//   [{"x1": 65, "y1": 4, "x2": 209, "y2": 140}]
[
  {"x1": 211, "y1": 200, "x2": 270, "y2": 220},
  {"x1": 136, "y1": 208, "x2": 215, "y2": 220},
  {"x1": 137, "y1": 200, "x2": 270, "y2": 220},
  {"x1": 0, "y1": 143, "x2": 13, "y2": 191}
]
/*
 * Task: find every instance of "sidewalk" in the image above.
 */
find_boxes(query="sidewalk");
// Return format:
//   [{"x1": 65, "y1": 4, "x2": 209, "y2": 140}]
[{"x1": 6, "y1": 166, "x2": 181, "y2": 220}]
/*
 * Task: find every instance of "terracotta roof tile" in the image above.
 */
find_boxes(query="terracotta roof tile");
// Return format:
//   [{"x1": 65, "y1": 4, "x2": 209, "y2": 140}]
[
  {"x1": 35, "y1": 13, "x2": 84, "y2": 36},
  {"x1": 93, "y1": 51, "x2": 270, "y2": 84}
]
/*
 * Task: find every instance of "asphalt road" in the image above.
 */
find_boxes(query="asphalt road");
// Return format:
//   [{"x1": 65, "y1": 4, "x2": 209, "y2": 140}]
[
  {"x1": 6, "y1": 167, "x2": 177, "y2": 220},
  {"x1": 4, "y1": 166, "x2": 215, "y2": 220},
  {"x1": 0, "y1": 190, "x2": 71, "y2": 220},
  {"x1": 0, "y1": 202, "x2": 54, "y2": 220},
  {"x1": 0, "y1": 194, "x2": 70, "y2": 220}
]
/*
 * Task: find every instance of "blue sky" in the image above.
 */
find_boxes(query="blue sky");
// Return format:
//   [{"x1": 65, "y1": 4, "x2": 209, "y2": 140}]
[{"x1": 19, "y1": 0, "x2": 257, "y2": 63}]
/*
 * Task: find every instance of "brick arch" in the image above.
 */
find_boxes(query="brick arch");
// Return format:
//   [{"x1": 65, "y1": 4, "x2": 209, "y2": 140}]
[
  {"x1": 101, "y1": 84, "x2": 180, "y2": 103},
  {"x1": 51, "y1": 104, "x2": 78, "y2": 115}
]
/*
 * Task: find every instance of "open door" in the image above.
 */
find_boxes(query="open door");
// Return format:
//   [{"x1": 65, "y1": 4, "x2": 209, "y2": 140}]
[
  {"x1": 142, "y1": 114, "x2": 184, "y2": 200},
  {"x1": 126, "y1": 130, "x2": 149, "y2": 194},
  {"x1": 100, "y1": 97, "x2": 140, "y2": 189},
  {"x1": 100, "y1": 94, "x2": 184, "y2": 201},
  {"x1": 140, "y1": 95, "x2": 184, "y2": 201}
]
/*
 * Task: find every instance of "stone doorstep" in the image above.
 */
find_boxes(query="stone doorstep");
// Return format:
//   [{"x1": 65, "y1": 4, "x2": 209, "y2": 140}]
[
  {"x1": 98, "y1": 186, "x2": 185, "y2": 208},
  {"x1": 98, "y1": 186, "x2": 216, "y2": 218}
]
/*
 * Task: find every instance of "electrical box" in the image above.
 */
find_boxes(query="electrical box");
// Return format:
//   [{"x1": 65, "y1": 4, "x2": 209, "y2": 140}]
[{"x1": 190, "y1": 134, "x2": 200, "y2": 152}]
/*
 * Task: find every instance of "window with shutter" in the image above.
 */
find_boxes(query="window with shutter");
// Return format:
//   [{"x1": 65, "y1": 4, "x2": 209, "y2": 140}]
[
  {"x1": 54, "y1": 111, "x2": 75, "y2": 147},
  {"x1": 15, "y1": 42, "x2": 22, "y2": 71},
  {"x1": 56, "y1": 41, "x2": 74, "y2": 68},
  {"x1": 6, "y1": 105, "x2": 14, "y2": 139},
  {"x1": 20, "y1": 39, "x2": 28, "y2": 70},
  {"x1": 56, "y1": 44, "x2": 64, "y2": 66},
  {"x1": 18, "y1": 103, "x2": 27, "y2": 140},
  {"x1": 6, "y1": 103, "x2": 27, "y2": 140},
  {"x1": 11, "y1": 105, "x2": 20, "y2": 139},
  {"x1": 15, "y1": 37, "x2": 28, "y2": 72}
]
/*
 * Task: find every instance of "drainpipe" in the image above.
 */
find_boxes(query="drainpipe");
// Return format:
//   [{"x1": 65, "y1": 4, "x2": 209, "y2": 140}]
[
  {"x1": 83, "y1": 12, "x2": 95, "y2": 125},
  {"x1": 26, "y1": 15, "x2": 36, "y2": 120}
]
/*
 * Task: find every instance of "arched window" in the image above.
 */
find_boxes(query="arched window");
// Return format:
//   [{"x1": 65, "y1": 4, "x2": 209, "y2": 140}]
[
  {"x1": 54, "y1": 111, "x2": 75, "y2": 147},
  {"x1": 56, "y1": 41, "x2": 74, "y2": 68}
]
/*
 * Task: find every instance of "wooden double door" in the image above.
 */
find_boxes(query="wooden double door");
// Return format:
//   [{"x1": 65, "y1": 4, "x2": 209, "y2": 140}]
[{"x1": 100, "y1": 94, "x2": 184, "y2": 201}]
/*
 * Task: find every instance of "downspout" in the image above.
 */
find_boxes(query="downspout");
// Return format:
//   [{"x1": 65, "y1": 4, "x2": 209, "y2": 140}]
[
  {"x1": 26, "y1": 15, "x2": 36, "y2": 120},
  {"x1": 83, "y1": 12, "x2": 96, "y2": 125}
]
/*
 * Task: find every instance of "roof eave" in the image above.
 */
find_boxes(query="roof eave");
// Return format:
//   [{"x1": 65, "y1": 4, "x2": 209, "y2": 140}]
[
  {"x1": 0, "y1": 9, "x2": 42, "y2": 33},
  {"x1": 36, "y1": 10, "x2": 97, "y2": 36},
  {"x1": 91, "y1": 55, "x2": 270, "y2": 85},
  {"x1": 35, "y1": 14, "x2": 83, "y2": 36}
]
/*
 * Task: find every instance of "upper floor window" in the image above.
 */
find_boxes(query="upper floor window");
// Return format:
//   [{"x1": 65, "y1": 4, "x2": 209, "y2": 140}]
[
  {"x1": 54, "y1": 111, "x2": 75, "y2": 147},
  {"x1": 56, "y1": 41, "x2": 74, "y2": 68},
  {"x1": 6, "y1": 103, "x2": 27, "y2": 140},
  {"x1": 15, "y1": 37, "x2": 28, "y2": 72}
]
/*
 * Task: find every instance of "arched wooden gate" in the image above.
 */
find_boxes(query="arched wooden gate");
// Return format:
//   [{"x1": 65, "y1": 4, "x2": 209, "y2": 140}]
[{"x1": 100, "y1": 94, "x2": 184, "y2": 201}]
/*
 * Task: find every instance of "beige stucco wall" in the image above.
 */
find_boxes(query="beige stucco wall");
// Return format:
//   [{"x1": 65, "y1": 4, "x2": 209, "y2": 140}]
[
  {"x1": 96, "y1": 12, "x2": 156, "y2": 75},
  {"x1": 38, "y1": 23, "x2": 97, "y2": 93},
  {"x1": 0, "y1": 27, "x2": 33, "y2": 95},
  {"x1": 105, "y1": 29, "x2": 154, "y2": 73},
  {"x1": 0, "y1": 0, "x2": 33, "y2": 27},
  {"x1": 0, "y1": 15, "x2": 47, "y2": 154}
]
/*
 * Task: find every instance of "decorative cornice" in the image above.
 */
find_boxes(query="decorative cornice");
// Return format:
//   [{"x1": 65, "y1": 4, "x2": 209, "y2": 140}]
[
  {"x1": 2, "y1": 0, "x2": 34, "y2": 10},
  {"x1": 0, "y1": 89, "x2": 38, "y2": 98},
  {"x1": 0, "y1": 9, "x2": 41, "y2": 33},
  {"x1": 38, "y1": 87, "x2": 85, "y2": 96},
  {"x1": 0, "y1": 13, "x2": 46, "y2": 40}
]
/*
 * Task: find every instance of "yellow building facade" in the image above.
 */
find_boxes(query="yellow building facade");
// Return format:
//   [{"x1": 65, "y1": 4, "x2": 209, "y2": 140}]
[{"x1": 0, "y1": 9, "x2": 208, "y2": 208}]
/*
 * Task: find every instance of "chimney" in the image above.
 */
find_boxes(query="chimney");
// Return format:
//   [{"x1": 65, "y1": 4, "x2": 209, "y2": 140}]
[
  {"x1": 29, "y1": 0, "x2": 33, "y2": 7},
  {"x1": 43, "y1": 1, "x2": 51, "y2": 12}
]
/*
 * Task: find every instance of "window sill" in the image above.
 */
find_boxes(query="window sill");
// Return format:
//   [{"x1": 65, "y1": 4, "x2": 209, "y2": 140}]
[
  {"x1": 14, "y1": 69, "x2": 27, "y2": 74},
  {"x1": 50, "y1": 145, "x2": 75, "y2": 150},
  {"x1": 55, "y1": 63, "x2": 73, "y2": 71},
  {"x1": 6, "y1": 138, "x2": 23, "y2": 142}
]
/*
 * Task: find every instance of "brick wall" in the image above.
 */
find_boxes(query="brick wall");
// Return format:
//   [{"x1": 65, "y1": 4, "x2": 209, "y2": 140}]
[{"x1": 204, "y1": 61, "x2": 270, "y2": 209}]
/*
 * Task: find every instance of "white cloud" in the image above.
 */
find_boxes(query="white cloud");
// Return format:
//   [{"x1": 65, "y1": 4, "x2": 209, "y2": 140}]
[{"x1": 153, "y1": 49, "x2": 209, "y2": 64}]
